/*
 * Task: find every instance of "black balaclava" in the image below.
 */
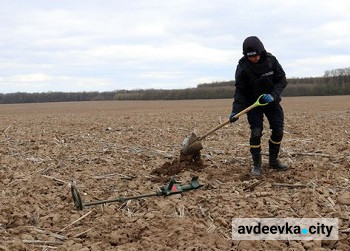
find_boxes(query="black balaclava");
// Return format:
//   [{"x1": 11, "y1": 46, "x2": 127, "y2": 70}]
[{"x1": 242, "y1": 36, "x2": 266, "y2": 58}]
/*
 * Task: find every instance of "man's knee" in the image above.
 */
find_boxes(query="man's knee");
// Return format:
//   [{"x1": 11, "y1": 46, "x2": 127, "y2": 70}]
[
  {"x1": 271, "y1": 128, "x2": 283, "y2": 143},
  {"x1": 250, "y1": 127, "x2": 263, "y2": 145}
]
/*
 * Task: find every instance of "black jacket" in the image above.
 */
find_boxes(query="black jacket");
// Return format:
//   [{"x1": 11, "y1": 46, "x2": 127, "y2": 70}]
[{"x1": 232, "y1": 53, "x2": 287, "y2": 114}]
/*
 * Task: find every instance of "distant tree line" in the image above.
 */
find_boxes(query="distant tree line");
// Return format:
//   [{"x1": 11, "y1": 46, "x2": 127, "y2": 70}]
[
  {"x1": 114, "y1": 83, "x2": 234, "y2": 100},
  {"x1": 0, "y1": 91, "x2": 116, "y2": 104},
  {"x1": 284, "y1": 67, "x2": 350, "y2": 96},
  {"x1": 0, "y1": 67, "x2": 349, "y2": 104}
]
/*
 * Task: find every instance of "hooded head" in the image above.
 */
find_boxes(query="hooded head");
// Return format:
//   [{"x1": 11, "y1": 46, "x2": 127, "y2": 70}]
[{"x1": 243, "y1": 36, "x2": 266, "y2": 57}]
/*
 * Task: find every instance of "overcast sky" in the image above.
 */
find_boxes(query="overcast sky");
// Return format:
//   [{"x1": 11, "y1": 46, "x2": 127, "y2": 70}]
[{"x1": 0, "y1": 0, "x2": 349, "y2": 93}]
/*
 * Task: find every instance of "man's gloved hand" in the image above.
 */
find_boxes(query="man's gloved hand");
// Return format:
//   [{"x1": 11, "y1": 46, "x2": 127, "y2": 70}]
[
  {"x1": 262, "y1": 94, "x2": 274, "y2": 103},
  {"x1": 229, "y1": 112, "x2": 239, "y2": 123}
]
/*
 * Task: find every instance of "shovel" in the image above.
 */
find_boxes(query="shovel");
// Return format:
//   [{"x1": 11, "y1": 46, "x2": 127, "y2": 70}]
[{"x1": 180, "y1": 94, "x2": 268, "y2": 158}]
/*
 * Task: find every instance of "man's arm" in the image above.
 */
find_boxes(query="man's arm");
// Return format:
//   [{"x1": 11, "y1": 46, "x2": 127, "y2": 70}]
[
  {"x1": 271, "y1": 60, "x2": 287, "y2": 101},
  {"x1": 232, "y1": 64, "x2": 248, "y2": 114}
]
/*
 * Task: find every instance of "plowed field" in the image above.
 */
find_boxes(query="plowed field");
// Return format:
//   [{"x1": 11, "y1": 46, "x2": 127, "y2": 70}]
[{"x1": 0, "y1": 96, "x2": 349, "y2": 250}]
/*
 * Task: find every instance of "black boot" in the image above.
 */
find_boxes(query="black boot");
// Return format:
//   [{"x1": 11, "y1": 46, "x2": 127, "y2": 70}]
[
  {"x1": 269, "y1": 140, "x2": 288, "y2": 171},
  {"x1": 251, "y1": 148, "x2": 262, "y2": 176}
]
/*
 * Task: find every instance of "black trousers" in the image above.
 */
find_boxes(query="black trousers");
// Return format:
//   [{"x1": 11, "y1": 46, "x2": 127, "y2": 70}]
[{"x1": 247, "y1": 103, "x2": 284, "y2": 148}]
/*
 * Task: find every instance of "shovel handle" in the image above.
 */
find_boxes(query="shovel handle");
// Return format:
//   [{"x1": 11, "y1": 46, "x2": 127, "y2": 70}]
[{"x1": 197, "y1": 95, "x2": 267, "y2": 141}]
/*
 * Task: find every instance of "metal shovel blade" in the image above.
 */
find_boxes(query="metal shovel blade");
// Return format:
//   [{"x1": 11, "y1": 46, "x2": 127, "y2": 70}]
[{"x1": 180, "y1": 132, "x2": 203, "y2": 155}]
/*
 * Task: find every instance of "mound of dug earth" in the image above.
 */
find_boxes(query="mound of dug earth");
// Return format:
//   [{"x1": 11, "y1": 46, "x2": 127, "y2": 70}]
[{"x1": 151, "y1": 157, "x2": 205, "y2": 182}]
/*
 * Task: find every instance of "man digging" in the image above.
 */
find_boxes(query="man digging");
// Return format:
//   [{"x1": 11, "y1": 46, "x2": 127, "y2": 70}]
[{"x1": 230, "y1": 36, "x2": 289, "y2": 176}]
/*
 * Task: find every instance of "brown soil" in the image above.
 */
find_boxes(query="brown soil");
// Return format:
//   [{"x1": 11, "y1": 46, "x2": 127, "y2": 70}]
[
  {"x1": 0, "y1": 96, "x2": 349, "y2": 250},
  {"x1": 151, "y1": 157, "x2": 205, "y2": 182}
]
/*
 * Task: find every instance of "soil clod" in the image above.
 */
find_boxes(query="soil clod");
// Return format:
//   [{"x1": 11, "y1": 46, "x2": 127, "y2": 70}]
[{"x1": 151, "y1": 157, "x2": 205, "y2": 182}]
